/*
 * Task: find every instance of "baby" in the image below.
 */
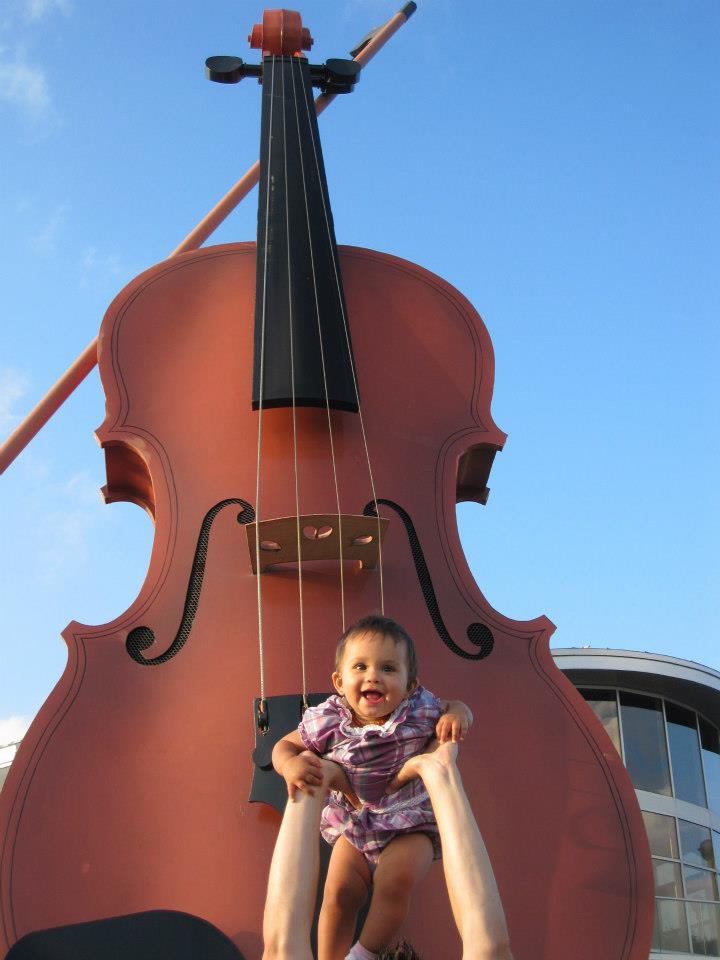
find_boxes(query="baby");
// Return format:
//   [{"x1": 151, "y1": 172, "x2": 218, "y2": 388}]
[{"x1": 272, "y1": 614, "x2": 473, "y2": 960}]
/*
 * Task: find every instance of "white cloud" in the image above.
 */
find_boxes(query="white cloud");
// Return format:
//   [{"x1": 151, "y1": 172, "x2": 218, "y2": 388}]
[
  {"x1": 0, "y1": 49, "x2": 51, "y2": 119},
  {"x1": 29, "y1": 203, "x2": 66, "y2": 253},
  {"x1": 0, "y1": 0, "x2": 71, "y2": 26},
  {"x1": 30, "y1": 471, "x2": 103, "y2": 584},
  {"x1": 34, "y1": 508, "x2": 93, "y2": 583},
  {"x1": 24, "y1": 0, "x2": 71, "y2": 22},
  {"x1": 80, "y1": 246, "x2": 125, "y2": 289},
  {"x1": 64, "y1": 470, "x2": 102, "y2": 505},
  {"x1": 0, "y1": 0, "x2": 71, "y2": 119},
  {"x1": 0, "y1": 715, "x2": 30, "y2": 747},
  {"x1": 0, "y1": 367, "x2": 30, "y2": 432}
]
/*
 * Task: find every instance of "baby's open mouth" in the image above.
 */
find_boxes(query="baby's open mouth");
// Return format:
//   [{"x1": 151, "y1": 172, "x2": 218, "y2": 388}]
[{"x1": 362, "y1": 690, "x2": 384, "y2": 704}]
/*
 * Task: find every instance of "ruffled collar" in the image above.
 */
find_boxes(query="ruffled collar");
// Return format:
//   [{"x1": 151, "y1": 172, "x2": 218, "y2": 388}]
[{"x1": 333, "y1": 686, "x2": 424, "y2": 737}]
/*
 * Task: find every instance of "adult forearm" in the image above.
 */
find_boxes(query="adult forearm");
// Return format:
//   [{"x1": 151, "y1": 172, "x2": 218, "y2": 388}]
[{"x1": 412, "y1": 747, "x2": 513, "y2": 960}]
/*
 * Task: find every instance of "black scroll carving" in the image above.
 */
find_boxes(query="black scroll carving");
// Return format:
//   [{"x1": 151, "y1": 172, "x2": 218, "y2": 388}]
[
  {"x1": 126, "y1": 498, "x2": 255, "y2": 666},
  {"x1": 364, "y1": 499, "x2": 494, "y2": 662}
]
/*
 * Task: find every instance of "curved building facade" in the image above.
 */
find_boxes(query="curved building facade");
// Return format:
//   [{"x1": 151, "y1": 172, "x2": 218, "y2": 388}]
[{"x1": 555, "y1": 648, "x2": 720, "y2": 959}]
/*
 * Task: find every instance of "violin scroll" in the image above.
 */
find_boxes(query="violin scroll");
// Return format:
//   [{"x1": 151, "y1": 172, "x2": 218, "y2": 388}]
[{"x1": 249, "y1": 9, "x2": 313, "y2": 58}]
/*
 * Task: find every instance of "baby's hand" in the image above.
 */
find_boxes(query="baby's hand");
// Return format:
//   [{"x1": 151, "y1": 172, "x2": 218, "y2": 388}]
[
  {"x1": 436, "y1": 700, "x2": 473, "y2": 743},
  {"x1": 322, "y1": 759, "x2": 362, "y2": 811},
  {"x1": 279, "y1": 750, "x2": 324, "y2": 802}
]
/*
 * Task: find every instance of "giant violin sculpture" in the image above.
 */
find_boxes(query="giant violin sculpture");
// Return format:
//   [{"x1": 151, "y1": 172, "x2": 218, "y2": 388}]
[{"x1": 0, "y1": 9, "x2": 653, "y2": 960}]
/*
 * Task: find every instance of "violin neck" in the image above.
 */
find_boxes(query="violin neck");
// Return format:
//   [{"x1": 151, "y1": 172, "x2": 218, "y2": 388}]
[{"x1": 252, "y1": 55, "x2": 358, "y2": 412}]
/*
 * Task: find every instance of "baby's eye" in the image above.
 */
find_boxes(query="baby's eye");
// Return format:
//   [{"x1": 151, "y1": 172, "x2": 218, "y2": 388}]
[
  {"x1": 353, "y1": 662, "x2": 366, "y2": 670},
  {"x1": 382, "y1": 665, "x2": 396, "y2": 672}
]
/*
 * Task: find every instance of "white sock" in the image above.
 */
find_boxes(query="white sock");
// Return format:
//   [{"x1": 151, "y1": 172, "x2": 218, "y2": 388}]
[{"x1": 346, "y1": 942, "x2": 379, "y2": 960}]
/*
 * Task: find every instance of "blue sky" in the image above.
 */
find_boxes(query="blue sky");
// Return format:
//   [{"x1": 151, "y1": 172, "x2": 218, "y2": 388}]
[{"x1": 1, "y1": 0, "x2": 718, "y2": 745}]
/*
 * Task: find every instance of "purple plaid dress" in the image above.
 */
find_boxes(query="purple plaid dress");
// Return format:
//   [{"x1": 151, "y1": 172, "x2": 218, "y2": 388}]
[{"x1": 298, "y1": 686, "x2": 442, "y2": 865}]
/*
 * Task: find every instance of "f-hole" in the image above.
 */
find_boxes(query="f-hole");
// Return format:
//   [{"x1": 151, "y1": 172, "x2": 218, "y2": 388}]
[
  {"x1": 126, "y1": 498, "x2": 255, "y2": 666},
  {"x1": 364, "y1": 499, "x2": 494, "y2": 661}
]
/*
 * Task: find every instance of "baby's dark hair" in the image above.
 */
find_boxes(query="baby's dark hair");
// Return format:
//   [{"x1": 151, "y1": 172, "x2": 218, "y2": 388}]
[{"x1": 335, "y1": 614, "x2": 418, "y2": 687}]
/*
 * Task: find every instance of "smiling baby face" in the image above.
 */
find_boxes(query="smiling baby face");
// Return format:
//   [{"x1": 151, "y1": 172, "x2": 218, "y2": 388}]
[{"x1": 332, "y1": 630, "x2": 415, "y2": 726}]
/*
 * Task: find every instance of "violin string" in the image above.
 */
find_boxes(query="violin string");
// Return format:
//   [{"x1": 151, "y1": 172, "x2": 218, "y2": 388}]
[
  {"x1": 254, "y1": 54, "x2": 277, "y2": 713},
  {"x1": 281, "y1": 57, "x2": 308, "y2": 710},
  {"x1": 298, "y1": 63, "x2": 385, "y2": 615},
  {"x1": 291, "y1": 56, "x2": 347, "y2": 631}
]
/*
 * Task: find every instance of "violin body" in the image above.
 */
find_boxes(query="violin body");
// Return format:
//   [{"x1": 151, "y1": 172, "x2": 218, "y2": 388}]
[{"x1": 0, "y1": 241, "x2": 653, "y2": 959}]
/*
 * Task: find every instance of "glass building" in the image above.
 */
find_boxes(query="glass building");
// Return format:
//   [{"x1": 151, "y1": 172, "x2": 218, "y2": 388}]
[{"x1": 555, "y1": 649, "x2": 720, "y2": 959}]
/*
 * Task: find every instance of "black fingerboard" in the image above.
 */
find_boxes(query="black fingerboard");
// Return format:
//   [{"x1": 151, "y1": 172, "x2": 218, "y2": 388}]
[{"x1": 252, "y1": 55, "x2": 358, "y2": 412}]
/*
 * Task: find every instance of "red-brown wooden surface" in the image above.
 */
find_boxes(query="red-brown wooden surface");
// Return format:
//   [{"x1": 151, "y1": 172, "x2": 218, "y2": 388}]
[{"x1": 0, "y1": 243, "x2": 653, "y2": 959}]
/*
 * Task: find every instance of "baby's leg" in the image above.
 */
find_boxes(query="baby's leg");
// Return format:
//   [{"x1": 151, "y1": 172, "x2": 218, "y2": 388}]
[
  {"x1": 359, "y1": 833, "x2": 434, "y2": 955},
  {"x1": 318, "y1": 836, "x2": 372, "y2": 960}
]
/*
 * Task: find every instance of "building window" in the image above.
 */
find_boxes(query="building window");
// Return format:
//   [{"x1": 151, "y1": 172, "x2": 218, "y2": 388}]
[
  {"x1": 687, "y1": 902, "x2": 720, "y2": 956},
  {"x1": 618, "y1": 691, "x2": 672, "y2": 796},
  {"x1": 679, "y1": 820, "x2": 716, "y2": 872},
  {"x1": 644, "y1": 810, "x2": 680, "y2": 860},
  {"x1": 667, "y1": 702, "x2": 707, "y2": 807},
  {"x1": 654, "y1": 899, "x2": 691, "y2": 953},
  {"x1": 644, "y1": 812, "x2": 692, "y2": 953},
  {"x1": 579, "y1": 687, "x2": 720, "y2": 817},
  {"x1": 700, "y1": 718, "x2": 720, "y2": 815},
  {"x1": 576, "y1": 688, "x2": 621, "y2": 754},
  {"x1": 642, "y1": 811, "x2": 720, "y2": 956}
]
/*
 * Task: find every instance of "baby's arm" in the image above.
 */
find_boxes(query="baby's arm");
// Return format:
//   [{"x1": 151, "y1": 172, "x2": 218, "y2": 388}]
[
  {"x1": 435, "y1": 698, "x2": 474, "y2": 743},
  {"x1": 272, "y1": 730, "x2": 324, "y2": 802}
]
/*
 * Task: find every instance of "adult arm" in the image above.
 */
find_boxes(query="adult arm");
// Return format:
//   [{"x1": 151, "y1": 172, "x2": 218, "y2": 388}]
[
  {"x1": 389, "y1": 742, "x2": 514, "y2": 960},
  {"x1": 262, "y1": 760, "x2": 357, "y2": 960}
]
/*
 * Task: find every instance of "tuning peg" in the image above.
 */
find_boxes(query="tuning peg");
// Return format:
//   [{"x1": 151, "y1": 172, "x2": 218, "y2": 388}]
[
  {"x1": 205, "y1": 56, "x2": 246, "y2": 84},
  {"x1": 310, "y1": 58, "x2": 361, "y2": 95}
]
